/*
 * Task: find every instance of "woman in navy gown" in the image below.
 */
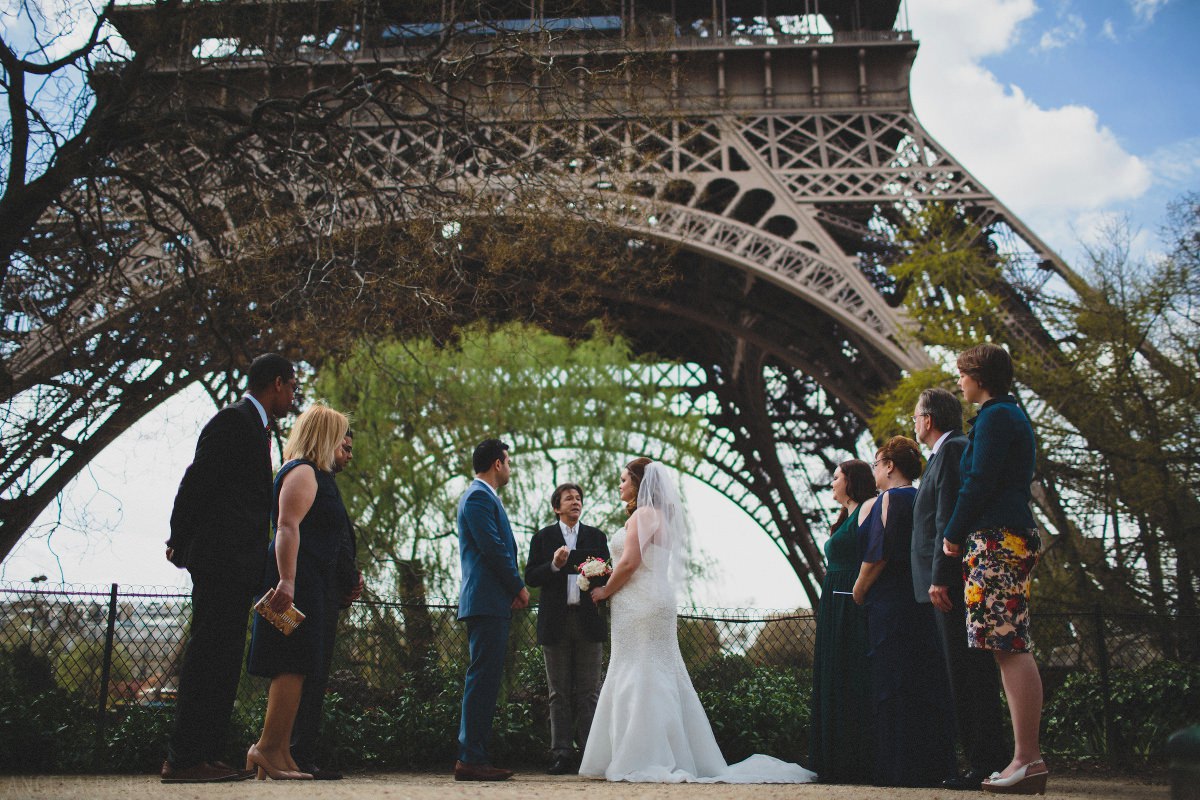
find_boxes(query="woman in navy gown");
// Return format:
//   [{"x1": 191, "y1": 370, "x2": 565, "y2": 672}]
[{"x1": 853, "y1": 436, "x2": 955, "y2": 787}]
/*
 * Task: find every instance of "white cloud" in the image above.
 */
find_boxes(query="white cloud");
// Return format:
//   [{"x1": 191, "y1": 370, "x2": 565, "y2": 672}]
[
  {"x1": 1036, "y1": 13, "x2": 1085, "y2": 51},
  {"x1": 1100, "y1": 19, "x2": 1119, "y2": 42},
  {"x1": 907, "y1": 0, "x2": 1152, "y2": 255},
  {"x1": 906, "y1": 0, "x2": 1037, "y2": 60},
  {"x1": 1131, "y1": 0, "x2": 1170, "y2": 24}
]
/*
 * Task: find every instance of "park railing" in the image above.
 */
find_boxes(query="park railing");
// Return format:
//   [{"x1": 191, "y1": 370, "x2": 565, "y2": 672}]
[{"x1": 0, "y1": 581, "x2": 1196, "y2": 772}]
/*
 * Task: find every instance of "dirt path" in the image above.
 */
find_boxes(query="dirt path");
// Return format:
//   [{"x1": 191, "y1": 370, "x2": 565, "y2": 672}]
[{"x1": 0, "y1": 770, "x2": 1167, "y2": 800}]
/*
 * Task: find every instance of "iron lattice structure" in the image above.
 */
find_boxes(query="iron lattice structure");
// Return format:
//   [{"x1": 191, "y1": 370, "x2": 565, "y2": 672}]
[{"x1": 1, "y1": 1, "x2": 1071, "y2": 604}]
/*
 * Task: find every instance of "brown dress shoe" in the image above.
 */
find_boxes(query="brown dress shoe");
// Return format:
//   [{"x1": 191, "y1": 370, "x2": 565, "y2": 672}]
[
  {"x1": 454, "y1": 760, "x2": 514, "y2": 781},
  {"x1": 160, "y1": 760, "x2": 241, "y2": 783}
]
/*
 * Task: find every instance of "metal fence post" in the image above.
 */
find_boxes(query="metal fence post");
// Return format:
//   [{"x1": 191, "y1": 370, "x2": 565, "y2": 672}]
[
  {"x1": 96, "y1": 583, "x2": 119, "y2": 762},
  {"x1": 1093, "y1": 603, "x2": 1115, "y2": 764}
]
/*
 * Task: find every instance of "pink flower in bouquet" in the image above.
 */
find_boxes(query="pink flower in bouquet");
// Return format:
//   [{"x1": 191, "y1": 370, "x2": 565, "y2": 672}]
[{"x1": 576, "y1": 556, "x2": 613, "y2": 591}]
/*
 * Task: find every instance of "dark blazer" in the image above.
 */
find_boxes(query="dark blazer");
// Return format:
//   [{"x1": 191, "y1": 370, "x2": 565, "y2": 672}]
[
  {"x1": 911, "y1": 431, "x2": 969, "y2": 602},
  {"x1": 167, "y1": 397, "x2": 272, "y2": 588},
  {"x1": 943, "y1": 395, "x2": 1038, "y2": 546},
  {"x1": 524, "y1": 522, "x2": 609, "y2": 645},
  {"x1": 457, "y1": 479, "x2": 525, "y2": 620}
]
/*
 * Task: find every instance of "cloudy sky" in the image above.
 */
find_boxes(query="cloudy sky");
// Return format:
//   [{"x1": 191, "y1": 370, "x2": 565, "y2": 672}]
[
  {"x1": 907, "y1": 0, "x2": 1198, "y2": 259},
  {"x1": 3, "y1": 0, "x2": 1197, "y2": 608}
]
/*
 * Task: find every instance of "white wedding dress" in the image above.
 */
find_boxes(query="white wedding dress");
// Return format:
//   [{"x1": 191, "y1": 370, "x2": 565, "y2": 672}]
[{"x1": 578, "y1": 525, "x2": 815, "y2": 783}]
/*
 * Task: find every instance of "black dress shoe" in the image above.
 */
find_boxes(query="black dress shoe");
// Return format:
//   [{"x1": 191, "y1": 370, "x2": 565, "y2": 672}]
[
  {"x1": 211, "y1": 760, "x2": 255, "y2": 781},
  {"x1": 297, "y1": 764, "x2": 343, "y2": 780},
  {"x1": 546, "y1": 755, "x2": 576, "y2": 775},
  {"x1": 943, "y1": 768, "x2": 991, "y2": 790},
  {"x1": 160, "y1": 760, "x2": 241, "y2": 783}
]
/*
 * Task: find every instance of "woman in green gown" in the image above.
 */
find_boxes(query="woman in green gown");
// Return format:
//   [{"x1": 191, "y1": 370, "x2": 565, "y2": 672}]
[{"x1": 809, "y1": 459, "x2": 877, "y2": 783}]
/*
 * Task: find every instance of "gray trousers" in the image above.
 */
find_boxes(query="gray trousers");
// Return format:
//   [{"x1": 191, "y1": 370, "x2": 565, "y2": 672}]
[{"x1": 542, "y1": 611, "x2": 604, "y2": 756}]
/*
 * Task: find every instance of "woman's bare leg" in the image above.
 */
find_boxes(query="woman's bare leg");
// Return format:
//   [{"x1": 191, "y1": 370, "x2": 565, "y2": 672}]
[
  {"x1": 994, "y1": 651, "x2": 1045, "y2": 778},
  {"x1": 255, "y1": 673, "x2": 305, "y2": 770}
]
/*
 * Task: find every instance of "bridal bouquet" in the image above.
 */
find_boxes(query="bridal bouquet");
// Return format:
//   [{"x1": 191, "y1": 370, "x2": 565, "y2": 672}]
[{"x1": 576, "y1": 556, "x2": 612, "y2": 591}]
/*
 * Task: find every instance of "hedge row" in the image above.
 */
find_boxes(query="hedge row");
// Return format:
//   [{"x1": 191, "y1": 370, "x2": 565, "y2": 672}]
[{"x1": 1, "y1": 645, "x2": 1194, "y2": 773}]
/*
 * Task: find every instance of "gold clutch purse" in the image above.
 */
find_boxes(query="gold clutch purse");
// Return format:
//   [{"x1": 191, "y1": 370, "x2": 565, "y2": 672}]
[{"x1": 254, "y1": 588, "x2": 306, "y2": 636}]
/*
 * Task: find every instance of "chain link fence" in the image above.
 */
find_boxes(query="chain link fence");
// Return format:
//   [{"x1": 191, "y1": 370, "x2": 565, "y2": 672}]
[{"x1": 1, "y1": 581, "x2": 1196, "y2": 770}]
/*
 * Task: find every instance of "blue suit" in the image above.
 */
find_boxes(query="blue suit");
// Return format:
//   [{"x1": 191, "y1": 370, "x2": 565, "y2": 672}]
[{"x1": 456, "y1": 479, "x2": 525, "y2": 764}]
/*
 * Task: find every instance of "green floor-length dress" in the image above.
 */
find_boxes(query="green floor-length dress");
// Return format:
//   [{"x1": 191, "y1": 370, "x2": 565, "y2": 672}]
[{"x1": 809, "y1": 504, "x2": 876, "y2": 783}]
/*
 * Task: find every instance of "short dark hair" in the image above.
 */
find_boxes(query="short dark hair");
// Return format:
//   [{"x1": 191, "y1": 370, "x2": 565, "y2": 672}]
[
  {"x1": 918, "y1": 387, "x2": 963, "y2": 434},
  {"x1": 957, "y1": 343, "x2": 1014, "y2": 396},
  {"x1": 831, "y1": 459, "x2": 875, "y2": 534},
  {"x1": 472, "y1": 438, "x2": 509, "y2": 474},
  {"x1": 877, "y1": 436, "x2": 923, "y2": 481},
  {"x1": 247, "y1": 353, "x2": 295, "y2": 392},
  {"x1": 551, "y1": 483, "x2": 583, "y2": 514}
]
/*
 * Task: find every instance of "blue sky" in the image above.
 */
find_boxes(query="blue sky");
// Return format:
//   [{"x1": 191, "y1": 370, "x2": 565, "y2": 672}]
[
  {"x1": 980, "y1": 0, "x2": 1196, "y2": 152},
  {"x1": 907, "y1": 0, "x2": 1199, "y2": 262},
  {"x1": 3, "y1": 0, "x2": 1199, "y2": 607}
]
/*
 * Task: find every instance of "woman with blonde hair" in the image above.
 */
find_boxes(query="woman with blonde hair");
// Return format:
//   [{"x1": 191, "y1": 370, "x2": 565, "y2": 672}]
[{"x1": 245, "y1": 404, "x2": 350, "y2": 779}]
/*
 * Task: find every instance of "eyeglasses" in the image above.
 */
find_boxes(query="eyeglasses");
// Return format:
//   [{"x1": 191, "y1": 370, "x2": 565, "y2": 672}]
[
  {"x1": 872, "y1": 458, "x2": 890, "y2": 468},
  {"x1": 910, "y1": 412, "x2": 929, "y2": 422}
]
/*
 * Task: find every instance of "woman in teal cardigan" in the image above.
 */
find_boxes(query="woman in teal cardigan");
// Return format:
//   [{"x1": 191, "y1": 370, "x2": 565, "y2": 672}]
[{"x1": 942, "y1": 343, "x2": 1045, "y2": 795}]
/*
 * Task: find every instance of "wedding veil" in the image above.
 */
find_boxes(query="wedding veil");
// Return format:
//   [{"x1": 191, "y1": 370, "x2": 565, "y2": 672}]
[{"x1": 634, "y1": 462, "x2": 690, "y2": 600}]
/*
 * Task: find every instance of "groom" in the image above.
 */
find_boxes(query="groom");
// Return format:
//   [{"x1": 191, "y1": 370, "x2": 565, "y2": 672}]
[{"x1": 455, "y1": 438, "x2": 530, "y2": 781}]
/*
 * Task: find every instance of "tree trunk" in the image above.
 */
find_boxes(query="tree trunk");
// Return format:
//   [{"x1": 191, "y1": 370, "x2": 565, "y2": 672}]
[{"x1": 397, "y1": 559, "x2": 435, "y2": 665}]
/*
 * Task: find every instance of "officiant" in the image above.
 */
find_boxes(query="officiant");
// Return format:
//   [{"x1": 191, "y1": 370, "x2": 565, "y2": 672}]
[{"x1": 524, "y1": 482, "x2": 610, "y2": 775}]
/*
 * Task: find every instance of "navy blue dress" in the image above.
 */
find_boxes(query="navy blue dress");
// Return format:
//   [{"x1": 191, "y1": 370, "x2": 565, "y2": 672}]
[
  {"x1": 247, "y1": 459, "x2": 347, "y2": 677},
  {"x1": 859, "y1": 487, "x2": 956, "y2": 786}
]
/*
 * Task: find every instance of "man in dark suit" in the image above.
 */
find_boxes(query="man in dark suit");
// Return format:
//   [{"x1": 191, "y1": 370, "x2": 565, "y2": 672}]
[
  {"x1": 912, "y1": 387, "x2": 1008, "y2": 790},
  {"x1": 524, "y1": 483, "x2": 609, "y2": 774},
  {"x1": 161, "y1": 353, "x2": 297, "y2": 783},
  {"x1": 291, "y1": 430, "x2": 364, "y2": 780},
  {"x1": 454, "y1": 438, "x2": 530, "y2": 781}
]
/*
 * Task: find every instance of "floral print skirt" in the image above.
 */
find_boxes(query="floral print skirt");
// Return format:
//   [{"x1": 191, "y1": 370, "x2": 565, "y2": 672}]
[{"x1": 963, "y1": 527, "x2": 1041, "y2": 652}]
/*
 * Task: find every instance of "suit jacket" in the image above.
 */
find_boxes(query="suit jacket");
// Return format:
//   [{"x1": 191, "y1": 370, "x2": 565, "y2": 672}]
[
  {"x1": 457, "y1": 479, "x2": 525, "y2": 620},
  {"x1": 524, "y1": 522, "x2": 609, "y2": 645},
  {"x1": 168, "y1": 397, "x2": 273, "y2": 588},
  {"x1": 911, "y1": 431, "x2": 969, "y2": 602}
]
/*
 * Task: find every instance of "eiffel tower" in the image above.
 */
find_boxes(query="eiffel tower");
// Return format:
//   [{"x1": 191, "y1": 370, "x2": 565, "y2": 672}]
[{"x1": 1, "y1": 1, "x2": 1069, "y2": 604}]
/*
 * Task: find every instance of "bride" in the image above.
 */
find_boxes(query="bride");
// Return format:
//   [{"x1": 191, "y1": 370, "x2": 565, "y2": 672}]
[{"x1": 578, "y1": 458, "x2": 815, "y2": 783}]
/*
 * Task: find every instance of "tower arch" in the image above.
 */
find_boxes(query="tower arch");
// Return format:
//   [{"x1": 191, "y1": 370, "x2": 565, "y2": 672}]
[{"x1": 2, "y1": 1, "x2": 1080, "y2": 602}]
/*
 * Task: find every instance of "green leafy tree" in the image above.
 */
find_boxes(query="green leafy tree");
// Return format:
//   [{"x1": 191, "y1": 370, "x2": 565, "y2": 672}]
[
  {"x1": 53, "y1": 640, "x2": 134, "y2": 699},
  {"x1": 314, "y1": 322, "x2": 709, "y2": 600},
  {"x1": 869, "y1": 198, "x2": 1200, "y2": 635}
]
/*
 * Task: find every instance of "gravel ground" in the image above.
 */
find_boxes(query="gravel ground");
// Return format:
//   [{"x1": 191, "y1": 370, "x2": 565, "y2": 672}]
[{"x1": 0, "y1": 768, "x2": 1168, "y2": 800}]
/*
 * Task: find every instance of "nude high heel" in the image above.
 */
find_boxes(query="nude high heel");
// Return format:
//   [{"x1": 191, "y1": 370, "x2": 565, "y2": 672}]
[
  {"x1": 981, "y1": 760, "x2": 1048, "y2": 795},
  {"x1": 245, "y1": 744, "x2": 312, "y2": 780}
]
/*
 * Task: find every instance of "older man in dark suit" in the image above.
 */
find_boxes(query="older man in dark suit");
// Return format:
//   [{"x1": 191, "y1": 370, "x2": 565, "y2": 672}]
[
  {"x1": 161, "y1": 353, "x2": 296, "y2": 783},
  {"x1": 912, "y1": 387, "x2": 1008, "y2": 790},
  {"x1": 524, "y1": 483, "x2": 610, "y2": 774}
]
